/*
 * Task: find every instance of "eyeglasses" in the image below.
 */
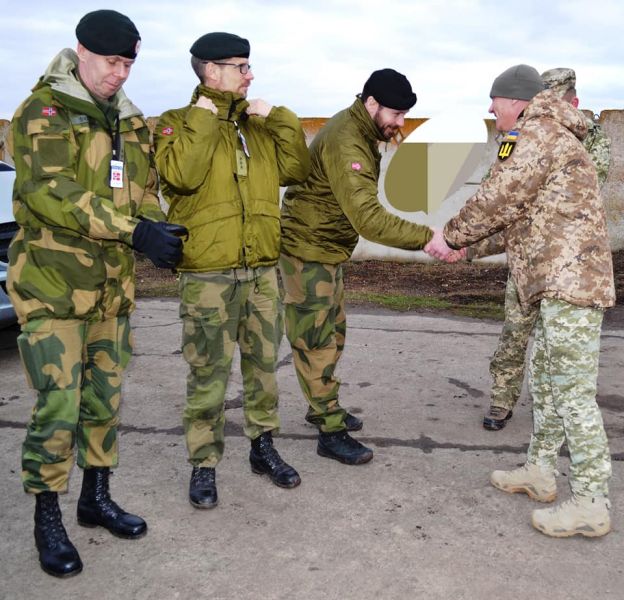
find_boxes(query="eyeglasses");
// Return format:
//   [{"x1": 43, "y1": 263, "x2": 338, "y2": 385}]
[{"x1": 210, "y1": 62, "x2": 252, "y2": 75}]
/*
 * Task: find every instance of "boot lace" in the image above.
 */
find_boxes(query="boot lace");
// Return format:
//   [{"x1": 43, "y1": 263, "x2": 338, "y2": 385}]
[
  {"x1": 37, "y1": 494, "x2": 68, "y2": 546},
  {"x1": 191, "y1": 467, "x2": 216, "y2": 487}
]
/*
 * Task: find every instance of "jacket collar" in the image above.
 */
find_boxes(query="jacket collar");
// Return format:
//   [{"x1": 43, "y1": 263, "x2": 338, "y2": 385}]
[
  {"x1": 192, "y1": 85, "x2": 250, "y2": 122},
  {"x1": 349, "y1": 97, "x2": 385, "y2": 143},
  {"x1": 35, "y1": 48, "x2": 143, "y2": 122}
]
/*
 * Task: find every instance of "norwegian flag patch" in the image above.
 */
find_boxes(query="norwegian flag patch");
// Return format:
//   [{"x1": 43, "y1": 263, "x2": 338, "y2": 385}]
[
  {"x1": 41, "y1": 106, "x2": 57, "y2": 117},
  {"x1": 351, "y1": 162, "x2": 362, "y2": 171},
  {"x1": 161, "y1": 126, "x2": 174, "y2": 136}
]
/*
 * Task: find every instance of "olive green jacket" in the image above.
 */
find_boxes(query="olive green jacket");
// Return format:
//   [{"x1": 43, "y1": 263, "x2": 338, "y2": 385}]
[
  {"x1": 154, "y1": 85, "x2": 310, "y2": 272},
  {"x1": 7, "y1": 49, "x2": 164, "y2": 324},
  {"x1": 280, "y1": 98, "x2": 432, "y2": 265}
]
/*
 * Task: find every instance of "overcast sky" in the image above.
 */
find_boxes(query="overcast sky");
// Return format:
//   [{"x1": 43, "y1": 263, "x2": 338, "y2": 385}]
[{"x1": 1, "y1": 0, "x2": 623, "y2": 120}]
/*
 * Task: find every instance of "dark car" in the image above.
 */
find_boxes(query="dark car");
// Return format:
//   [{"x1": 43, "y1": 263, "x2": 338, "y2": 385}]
[{"x1": 0, "y1": 161, "x2": 17, "y2": 327}]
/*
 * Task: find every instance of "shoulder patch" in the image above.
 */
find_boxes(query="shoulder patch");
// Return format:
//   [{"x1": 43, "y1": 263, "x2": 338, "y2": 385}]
[
  {"x1": 70, "y1": 114, "x2": 89, "y2": 126},
  {"x1": 497, "y1": 130, "x2": 518, "y2": 161},
  {"x1": 161, "y1": 126, "x2": 174, "y2": 136},
  {"x1": 41, "y1": 106, "x2": 57, "y2": 117}
]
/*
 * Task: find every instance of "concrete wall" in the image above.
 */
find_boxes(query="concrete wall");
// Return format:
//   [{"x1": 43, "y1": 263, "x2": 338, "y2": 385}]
[{"x1": 2, "y1": 111, "x2": 622, "y2": 261}]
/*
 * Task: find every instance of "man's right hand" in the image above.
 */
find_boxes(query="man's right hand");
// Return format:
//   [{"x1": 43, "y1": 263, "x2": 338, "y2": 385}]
[
  {"x1": 132, "y1": 220, "x2": 188, "y2": 268},
  {"x1": 194, "y1": 96, "x2": 218, "y2": 114},
  {"x1": 424, "y1": 227, "x2": 453, "y2": 261}
]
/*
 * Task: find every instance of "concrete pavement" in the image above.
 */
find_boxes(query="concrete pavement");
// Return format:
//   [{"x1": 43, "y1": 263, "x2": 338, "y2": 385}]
[{"x1": 1, "y1": 299, "x2": 623, "y2": 600}]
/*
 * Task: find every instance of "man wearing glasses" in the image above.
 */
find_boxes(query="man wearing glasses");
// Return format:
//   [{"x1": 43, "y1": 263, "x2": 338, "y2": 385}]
[{"x1": 154, "y1": 32, "x2": 310, "y2": 509}]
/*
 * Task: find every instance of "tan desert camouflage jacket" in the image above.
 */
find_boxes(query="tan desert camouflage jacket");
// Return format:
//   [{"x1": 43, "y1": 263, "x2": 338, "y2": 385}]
[{"x1": 444, "y1": 89, "x2": 615, "y2": 309}]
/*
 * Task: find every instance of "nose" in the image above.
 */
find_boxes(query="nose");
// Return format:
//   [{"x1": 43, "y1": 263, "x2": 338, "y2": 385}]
[
  {"x1": 396, "y1": 114, "x2": 405, "y2": 128},
  {"x1": 244, "y1": 69, "x2": 254, "y2": 81},
  {"x1": 488, "y1": 101, "x2": 495, "y2": 115},
  {"x1": 114, "y1": 63, "x2": 130, "y2": 80}
]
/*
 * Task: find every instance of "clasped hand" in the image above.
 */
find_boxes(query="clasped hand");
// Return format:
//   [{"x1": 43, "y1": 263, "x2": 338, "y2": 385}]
[{"x1": 423, "y1": 228, "x2": 466, "y2": 263}]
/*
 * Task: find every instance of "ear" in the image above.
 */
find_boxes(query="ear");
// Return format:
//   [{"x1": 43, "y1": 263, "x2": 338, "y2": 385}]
[
  {"x1": 76, "y1": 42, "x2": 87, "y2": 62},
  {"x1": 364, "y1": 95, "x2": 379, "y2": 118},
  {"x1": 203, "y1": 61, "x2": 219, "y2": 85},
  {"x1": 570, "y1": 96, "x2": 580, "y2": 108}
]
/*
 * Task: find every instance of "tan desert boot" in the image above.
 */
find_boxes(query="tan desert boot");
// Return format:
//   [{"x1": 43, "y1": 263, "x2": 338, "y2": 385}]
[
  {"x1": 531, "y1": 495, "x2": 611, "y2": 538},
  {"x1": 490, "y1": 463, "x2": 556, "y2": 502}
]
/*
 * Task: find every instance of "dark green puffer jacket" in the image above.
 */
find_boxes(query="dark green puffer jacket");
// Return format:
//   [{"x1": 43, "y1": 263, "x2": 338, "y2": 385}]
[{"x1": 281, "y1": 98, "x2": 432, "y2": 265}]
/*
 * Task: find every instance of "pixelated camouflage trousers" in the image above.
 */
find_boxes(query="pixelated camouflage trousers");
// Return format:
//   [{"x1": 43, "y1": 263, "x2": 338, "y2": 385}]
[
  {"x1": 179, "y1": 267, "x2": 282, "y2": 467},
  {"x1": 279, "y1": 253, "x2": 347, "y2": 433},
  {"x1": 489, "y1": 276, "x2": 537, "y2": 410},
  {"x1": 17, "y1": 317, "x2": 132, "y2": 493},
  {"x1": 527, "y1": 299, "x2": 611, "y2": 497}
]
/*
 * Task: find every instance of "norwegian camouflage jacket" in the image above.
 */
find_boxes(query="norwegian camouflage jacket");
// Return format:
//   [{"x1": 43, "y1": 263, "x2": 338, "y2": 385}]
[
  {"x1": 7, "y1": 49, "x2": 164, "y2": 324},
  {"x1": 154, "y1": 85, "x2": 310, "y2": 272},
  {"x1": 280, "y1": 98, "x2": 432, "y2": 265},
  {"x1": 444, "y1": 89, "x2": 615, "y2": 309}
]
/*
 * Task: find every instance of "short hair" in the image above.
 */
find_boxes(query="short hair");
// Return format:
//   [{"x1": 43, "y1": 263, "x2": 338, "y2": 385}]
[{"x1": 191, "y1": 55, "x2": 207, "y2": 81}]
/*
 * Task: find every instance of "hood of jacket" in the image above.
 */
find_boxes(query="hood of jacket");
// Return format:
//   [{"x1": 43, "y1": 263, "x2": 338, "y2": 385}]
[
  {"x1": 32, "y1": 48, "x2": 143, "y2": 120},
  {"x1": 519, "y1": 88, "x2": 588, "y2": 141}
]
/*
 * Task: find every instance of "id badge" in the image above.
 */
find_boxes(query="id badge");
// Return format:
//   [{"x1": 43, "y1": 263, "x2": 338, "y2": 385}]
[
  {"x1": 110, "y1": 160, "x2": 124, "y2": 188},
  {"x1": 236, "y1": 149, "x2": 248, "y2": 177}
]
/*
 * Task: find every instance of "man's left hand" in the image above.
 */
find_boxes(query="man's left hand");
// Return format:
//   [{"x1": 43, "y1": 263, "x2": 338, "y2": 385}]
[{"x1": 246, "y1": 99, "x2": 273, "y2": 118}]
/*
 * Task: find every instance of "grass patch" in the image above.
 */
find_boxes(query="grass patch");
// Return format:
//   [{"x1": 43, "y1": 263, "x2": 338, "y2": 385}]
[{"x1": 346, "y1": 291, "x2": 505, "y2": 320}]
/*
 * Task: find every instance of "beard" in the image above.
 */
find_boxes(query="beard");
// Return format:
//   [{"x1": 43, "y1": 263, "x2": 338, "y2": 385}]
[{"x1": 374, "y1": 108, "x2": 399, "y2": 141}]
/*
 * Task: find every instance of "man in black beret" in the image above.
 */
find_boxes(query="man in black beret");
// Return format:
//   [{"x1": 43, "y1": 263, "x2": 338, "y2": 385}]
[
  {"x1": 154, "y1": 33, "x2": 310, "y2": 509},
  {"x1": 279, "y1": 69, "x2": 436, "y2": 465},
  {"x1": 8, "y1": 9, "x2": 186, "y2": 578}
]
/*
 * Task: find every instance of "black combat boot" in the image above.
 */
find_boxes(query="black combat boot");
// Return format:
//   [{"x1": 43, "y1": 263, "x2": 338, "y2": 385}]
[
  {"x1": 34, "y1": 491, "x2": 83, "y2": 578},
  {"x1": 77, "y1": 467, "x2": 147, "y2": 539},
  {"x1": 317, "y1": 430, "x2": 374, "y2": 465},
  {"x1": 189, "y1": 467, "x2": 218, "y2": 509},
  {"x1": 305, "y1": 411, "x2": 363, "y2": 432},
  {"x1": 250, "y1": 431, "x2": 301, "y2": 488}
]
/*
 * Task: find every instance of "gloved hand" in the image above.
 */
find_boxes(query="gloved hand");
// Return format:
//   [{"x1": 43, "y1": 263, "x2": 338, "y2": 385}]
[{"x1": 132, "y1": 220, "x2": 188, "y2": 268}]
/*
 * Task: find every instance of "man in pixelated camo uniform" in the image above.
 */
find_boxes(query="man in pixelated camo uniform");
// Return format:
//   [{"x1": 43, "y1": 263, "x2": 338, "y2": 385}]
[
  {"x1": 154, "y1": 32, "x2": 310, "y2": 509},
  {"x1": 7, "y1": 10, "x2": 185, "y2": 577},
  {"x1": 280, "y1": 69, "x2": 434, "y2": 465},
  {"x1": 472, "y1": 68, "x2": 611, "y2": 431},
  {"x1": 442, "y1": 64, "x2": 614, "y2": 537}
]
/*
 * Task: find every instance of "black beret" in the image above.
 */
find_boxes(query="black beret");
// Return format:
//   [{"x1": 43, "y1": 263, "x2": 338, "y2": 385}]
[
  {"x1": 76, "y1": 10, "x2": 141, "y2": 59},
  {"x1": 362, "y1": 68, "x2": 417, "y2": 110},
  {"x1": 190, "y1": 32, "x2": 250, "y2": 61}
]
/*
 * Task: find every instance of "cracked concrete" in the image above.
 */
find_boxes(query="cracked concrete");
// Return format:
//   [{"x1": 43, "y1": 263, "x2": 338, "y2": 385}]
[{"x1": 1, "y1": 298, "x2": 623, "y2": 600}]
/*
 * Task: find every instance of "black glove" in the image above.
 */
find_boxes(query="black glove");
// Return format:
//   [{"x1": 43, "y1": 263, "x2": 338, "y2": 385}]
[{"x1": 132, "y1": 220, "x2": 188, "y2": 268}]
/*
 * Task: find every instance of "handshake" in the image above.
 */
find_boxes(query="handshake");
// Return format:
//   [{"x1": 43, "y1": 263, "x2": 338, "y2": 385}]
[
  {"x1": 423, "y1": 227, "x2": 466, "y2": 264},
  {"x1": 132, "y1": 219, "x2": 189, "y2": 269}
]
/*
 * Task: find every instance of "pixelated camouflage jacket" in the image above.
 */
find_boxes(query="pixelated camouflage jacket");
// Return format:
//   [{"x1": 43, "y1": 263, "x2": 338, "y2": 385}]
[
  {"x1": 280, "y1": 98, "x2": 433, "y2": 265},
  {"x1": 468, "y1": 113, "x2": 611, "y2": 259},
  {"x1": 7, "y1": 48, "x2": 164, "y2": 324},
  {"x1": 444, "y1": 89, "x2": 615, "y2": 309},
  {"x1": 154, "y1": 85, "x2": 310, "y2": 272}
]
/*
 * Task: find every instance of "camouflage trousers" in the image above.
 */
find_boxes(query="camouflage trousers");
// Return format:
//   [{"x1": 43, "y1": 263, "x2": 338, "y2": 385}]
[
  {"x1": 179, "y1": 267, "x2": 282, "y2": 467},
  {"x1": 17, "y1": 316, "x2": 133, "y2": 493},
  {"x1": 527, "y1": 299, "x2": 611, "y2": 497},
  {"x1": 279, "y1": 253, "x2": 347, "y2": 433},
  {"x1": 489, "y1": 275, "x2": 537, "y2": 410}
]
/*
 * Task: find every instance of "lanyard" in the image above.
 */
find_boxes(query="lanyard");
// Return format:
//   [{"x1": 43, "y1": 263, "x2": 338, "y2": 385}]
[
  {"x1": 233, "y1": 120, "x2": 250, "y2": 158},
  {"x1": 111, "y1": 115, "x2": 122, "y2": 161}
]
